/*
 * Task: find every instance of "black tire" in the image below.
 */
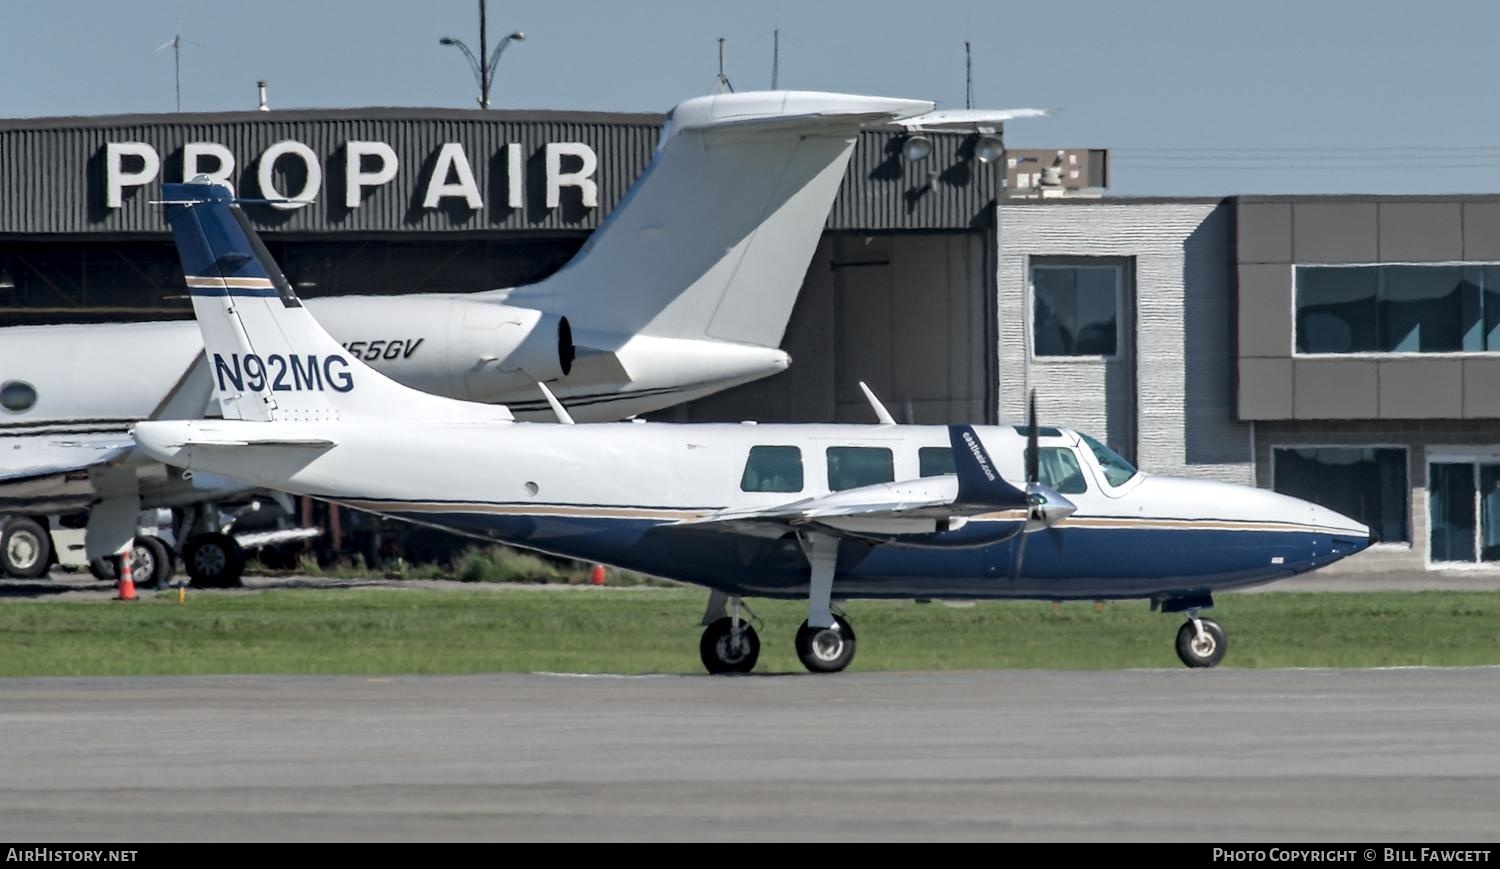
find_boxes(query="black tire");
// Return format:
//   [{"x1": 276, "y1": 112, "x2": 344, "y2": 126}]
[
  {"x1": 699, "y1": 617, "x2": 761, "y2": 674},
  {"x1": 88, "y1": 557, "x2": 117, "y2": 581},
  {"x1": 129, "y1": 536, "x2": 172, "y2": 590},
  {"x1": 182, "y1": 533, "x2": 245, "y2": 588},
  {"x1": 1175, "y1": 618, "x2": 1228, "y2": 668},
  {"x1": 149, "y1": 537, "x2": 177, "y2": 587},
  {"x1": 794, "y1": 615, "x2": 857, "y2": 674},
  {"x1": 1, "y1": 517, "x2": 52, "y2": 579}
]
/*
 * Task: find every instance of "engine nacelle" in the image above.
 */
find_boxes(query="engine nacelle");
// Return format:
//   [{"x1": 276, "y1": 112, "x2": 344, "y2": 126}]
[
  {"x1": 303, "y1": 295, "x2": 576, "y2": 403},
  {"x1": 461, "y1": 306, "x2": 575, "y2": 401}
]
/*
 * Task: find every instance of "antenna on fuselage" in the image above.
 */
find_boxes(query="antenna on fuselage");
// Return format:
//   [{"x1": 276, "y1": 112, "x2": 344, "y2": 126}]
[
  {"x1": 857, "y1": 381, "x2": 897, "y2": 425},
  {"x1": 536, "y1": 382, "x2": 575, "y2": 424}
]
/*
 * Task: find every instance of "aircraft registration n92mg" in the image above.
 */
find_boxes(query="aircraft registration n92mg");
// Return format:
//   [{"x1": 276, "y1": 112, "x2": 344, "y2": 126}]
[{"x1": 133, "y1": 114, "x2": 1372, "y2": 674}]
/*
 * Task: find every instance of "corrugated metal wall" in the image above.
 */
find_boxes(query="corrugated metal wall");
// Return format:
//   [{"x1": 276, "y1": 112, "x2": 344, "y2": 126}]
[
  {"x1": 998, "y1": 200, "x2": 1252, "y2": 483},
  {"x1": 0, "y1": 109, "x2": 659, "y2": 235},
  {"x1": 826, "y1": 130, "x2": 1000, "y2": 231},
  {"x1": 0, "y1": 110, "x2": 999, "y2": 235}
]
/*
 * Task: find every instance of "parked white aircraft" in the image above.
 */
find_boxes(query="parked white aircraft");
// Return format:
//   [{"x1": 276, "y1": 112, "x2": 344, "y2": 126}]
[
  {"x1": 133, "y1": 161, "x2": 1372, "y2": 671},
  {"x1": 4, "y1": 90, "x2": 984, "y2": 586}
]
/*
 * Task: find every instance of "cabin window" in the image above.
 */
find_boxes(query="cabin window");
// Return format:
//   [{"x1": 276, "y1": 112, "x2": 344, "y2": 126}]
[
  {"x1": 1078, "y1": 431, "x2": 1138, "y2": 487},
  {"x1": 919, "y1": 446, "x2": 955, "y2": 477},
  {"x1": 827, "y1": 446, "x2": 894, "y2": 491},
  {"x1": 0, "y1": 381, "x2": 36, "y2": 413},
  {"x1": 1038, "y1": 447, "x2": 1088, "y2": 494},
  {"x1": 740, "y1": 445, "x2": 804, "y2": 493}
]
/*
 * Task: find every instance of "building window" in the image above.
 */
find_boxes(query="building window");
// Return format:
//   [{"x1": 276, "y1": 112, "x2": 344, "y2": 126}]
[
  {"x1": 918, "y1": 446, "x2": 955, "y2": 478},
  {"x1": 740, "y1": 446, "x2": 803, "y2": 493},
  {"x1": 1272, "y1": 446, "x2": 1408, "y2": 543},
  {"x1": 1032, "y1": 263, "x2": 1120, "y2": 356},
  {"x1": 827, "y1": 446, "x2": 894, "y2": 492},
  {"x1": 1295, "y1": 264, "x2": 1500, "y2": 354}
]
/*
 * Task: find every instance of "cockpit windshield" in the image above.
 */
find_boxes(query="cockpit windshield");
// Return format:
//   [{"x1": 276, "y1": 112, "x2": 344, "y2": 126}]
[{"x1": 1078, "y1": 432, "x2": 1138, "y2": 487}]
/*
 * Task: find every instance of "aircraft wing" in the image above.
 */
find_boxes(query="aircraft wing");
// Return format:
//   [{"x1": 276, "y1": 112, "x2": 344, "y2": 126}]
[
  {"x1": 681, "y1": 476, "x2": 966, "y2": 529},
  {"x1": 0, "y1": 434, "x2": 136, "y2": 484},
  {"x1": 678, "y1": 425, "x2": 1034, "y2": 538}
]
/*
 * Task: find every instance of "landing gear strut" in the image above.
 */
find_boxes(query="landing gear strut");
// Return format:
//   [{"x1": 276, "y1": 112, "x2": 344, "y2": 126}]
[
  {"x1": 792, "y1": 530, "x2": 858, "y2": 674},
  {"x1": 699, "y1": 595, "x2": 760, "y2": 674},
  {"x1": 1175, "y1": 615, "x2": 1227, "y2": 668}
]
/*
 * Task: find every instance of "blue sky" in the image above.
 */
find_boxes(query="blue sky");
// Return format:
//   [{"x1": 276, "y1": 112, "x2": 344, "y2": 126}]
[{"x1": 6, "y1": 0, "x2": 1500, "y2": 195}]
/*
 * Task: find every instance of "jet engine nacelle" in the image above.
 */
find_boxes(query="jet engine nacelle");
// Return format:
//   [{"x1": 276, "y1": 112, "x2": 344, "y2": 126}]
[
  {"x1": 462, "y1": 306, "x2": 576, "y2": 399},
  {"x1": 303, "y1": 295, "x2": 576, "y2": 402}
]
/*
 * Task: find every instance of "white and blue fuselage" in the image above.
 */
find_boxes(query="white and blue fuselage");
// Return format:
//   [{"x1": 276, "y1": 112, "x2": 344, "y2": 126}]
[{"x1": 135, "y1": 419, "x2": 1371, "y2": 603}]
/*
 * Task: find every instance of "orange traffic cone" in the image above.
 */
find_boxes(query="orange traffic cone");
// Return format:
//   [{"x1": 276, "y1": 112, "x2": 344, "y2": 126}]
[
  {"x1": 589, "y1": 564, "x2": 606, "y2": 586},
  {"x1": 115, "y1": 547, "x2": 138, "y2": 601}
]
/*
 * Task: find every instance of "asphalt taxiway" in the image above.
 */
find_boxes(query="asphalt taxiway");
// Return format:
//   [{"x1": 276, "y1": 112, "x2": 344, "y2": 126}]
[{"x1": 2, "y1": 669, "x2": 1498, "y2": 841}]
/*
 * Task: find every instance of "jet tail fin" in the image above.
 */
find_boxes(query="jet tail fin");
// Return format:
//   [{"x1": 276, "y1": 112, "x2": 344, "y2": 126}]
[
  {"x1": 502, "y1": 91, "x2": 933, "y2": 350},
  {"x1": 161, "y1": 180, "x2": 511, "y2": 424}
]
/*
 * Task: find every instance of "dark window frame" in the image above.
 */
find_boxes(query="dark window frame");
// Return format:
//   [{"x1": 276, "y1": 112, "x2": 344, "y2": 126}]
[
  {"x1": 1029, "y1": 258, "x2": 1127, "y2": 359},
  {"x1": 1294, "y1": 263, "x2": 1500, "y2": 356},
  {"x1": 1270, "y1": 445, "x2": 1410, "y2": 544}
]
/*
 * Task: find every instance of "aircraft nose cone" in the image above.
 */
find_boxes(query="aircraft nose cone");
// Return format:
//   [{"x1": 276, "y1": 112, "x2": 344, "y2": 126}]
[{"x1": 1306, "y1": 501, "x2": 1374, "y2": 560}]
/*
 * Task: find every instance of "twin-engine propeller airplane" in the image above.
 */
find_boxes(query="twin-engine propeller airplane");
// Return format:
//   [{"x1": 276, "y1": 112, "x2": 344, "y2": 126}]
[{"x1": 133, "y1": 125, "x2": 1372, "y2": 675}]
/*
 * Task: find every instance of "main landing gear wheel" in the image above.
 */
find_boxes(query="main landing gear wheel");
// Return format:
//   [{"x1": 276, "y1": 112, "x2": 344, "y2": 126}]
[
  {"x1": 129, "y1": 536, "x2": 172, "y2": 589},
  {"x1": 1175, "y1": 617, "x2": 1227, "y2": 668},
  {"x1": 795, "y1": 615, "x2": 857, "y2": 674},
  {"x1": 700, "y1": 617, "x2": 760, "y2": 674},
  {"x1": 183, "y1": 533, "x2": 246, "y2": 589},
  {"x1": 1, "y1": 517, "x2": 51, "y2": 579}
]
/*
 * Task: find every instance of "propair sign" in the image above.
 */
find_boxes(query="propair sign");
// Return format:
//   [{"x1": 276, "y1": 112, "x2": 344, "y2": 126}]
[{"x1": 102, "y1": 139, "x2": 601, "y2": 212}]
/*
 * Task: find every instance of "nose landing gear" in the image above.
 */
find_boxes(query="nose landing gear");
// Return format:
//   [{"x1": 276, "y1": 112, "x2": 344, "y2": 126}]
[{"x1": 1175, "y1": 616, "x2": 1227, "y2": 668}]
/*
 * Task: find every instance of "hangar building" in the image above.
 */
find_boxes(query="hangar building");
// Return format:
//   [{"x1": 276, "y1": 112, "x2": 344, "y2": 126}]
[{"x1": 5, "y1": 106, "x2": 1486, "y2": 574}]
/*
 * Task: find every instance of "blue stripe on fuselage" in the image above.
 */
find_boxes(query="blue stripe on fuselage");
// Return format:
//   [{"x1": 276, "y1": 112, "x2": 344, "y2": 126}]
[
  {"x1": 370, "y1": 508, "x2": 1371, "y2": 601},
  {"x1": 188, "y1": 287, "x2": 282, "y2": 298}
]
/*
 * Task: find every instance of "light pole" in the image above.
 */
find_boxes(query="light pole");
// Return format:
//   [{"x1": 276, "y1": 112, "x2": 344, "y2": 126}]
[{"x1": 439, "y1": 0, "x2": 524, "y2": 109}]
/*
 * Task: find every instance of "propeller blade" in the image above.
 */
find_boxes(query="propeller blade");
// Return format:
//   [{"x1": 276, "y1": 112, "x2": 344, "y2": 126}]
[
  {"x1": 1010, "y1": 525, "x2": 1029, "y2": 580},
  {"x1": 1025, "y1": 389, "x2": 1039, "y2": 485}
]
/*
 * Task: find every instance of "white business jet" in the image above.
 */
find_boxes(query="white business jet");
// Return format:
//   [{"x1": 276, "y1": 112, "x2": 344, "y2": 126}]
[
  {"x1": 5, "y1": 90, "x2": 1009, "y2": 586},
  {"x1": 133, "y1": 151, "x2": 1371, "y2": 672}
]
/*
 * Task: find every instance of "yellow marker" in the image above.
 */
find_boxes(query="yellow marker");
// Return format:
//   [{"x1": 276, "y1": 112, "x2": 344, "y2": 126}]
[
  {"x1": 177, "y1": 584, "x2": 185, "y2": 604},
  {"x1": 1094, "y1": 600, "x2": 1105, "y2": 613}
]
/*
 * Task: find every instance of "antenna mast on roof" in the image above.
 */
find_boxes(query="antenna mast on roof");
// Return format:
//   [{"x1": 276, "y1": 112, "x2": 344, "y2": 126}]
[
  {"x1": 156, "y1": 17, "x2": 204, "y2": 113},
  {"x1": 965, "y1": 41, "x2": 973, "y2": 109},
  {"x1": 715, "y1": 37, "x2": 734, "y2": 93}
]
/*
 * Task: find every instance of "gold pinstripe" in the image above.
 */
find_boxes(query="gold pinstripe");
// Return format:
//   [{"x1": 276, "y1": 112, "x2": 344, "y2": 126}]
[{"x1": 336, "y1": 498, "x2": 1364, "y2": 535}]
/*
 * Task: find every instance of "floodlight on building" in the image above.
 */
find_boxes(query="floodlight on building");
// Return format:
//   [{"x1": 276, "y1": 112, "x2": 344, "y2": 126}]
[
  {"x1": 902, "y1": 134, "x2": 933, "y2": 162},
  {"x1": 974, "y1": 134, "x2": 1004, "y2": 164}
]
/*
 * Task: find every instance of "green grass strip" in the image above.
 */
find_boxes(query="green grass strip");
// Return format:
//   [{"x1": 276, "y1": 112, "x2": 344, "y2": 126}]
[{"x1": 2, "y1": 588, "x2": 1498, "y2": 676}]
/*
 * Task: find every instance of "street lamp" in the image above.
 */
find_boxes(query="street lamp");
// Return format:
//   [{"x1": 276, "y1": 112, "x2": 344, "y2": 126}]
[{"x1": 438, "y1": 1, "x2": 524, "y2": 109}]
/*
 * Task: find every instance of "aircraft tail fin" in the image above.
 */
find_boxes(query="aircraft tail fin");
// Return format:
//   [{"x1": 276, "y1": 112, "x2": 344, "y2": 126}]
[
  {"x1": 502, "y1": 91, "x2": 933, "y2": 349},
  {"x1": 161, "y1": 180, "x2": 511, "y2": 424}
]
